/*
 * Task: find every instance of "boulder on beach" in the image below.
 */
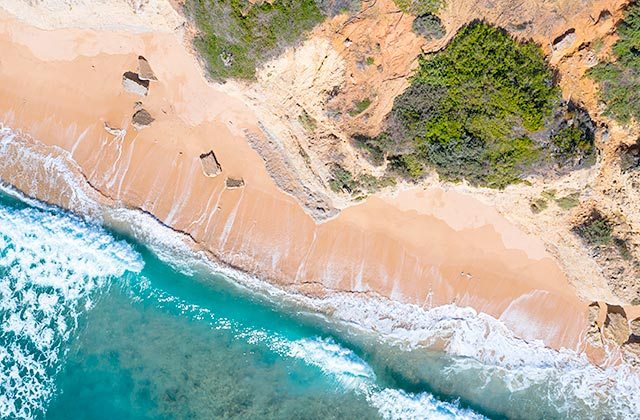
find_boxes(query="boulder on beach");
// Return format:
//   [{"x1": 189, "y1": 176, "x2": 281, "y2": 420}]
[
  {"x1": 199, "y1": 150, "x2": 222, "y2": 177},
  {"x1": 603, "y1": 304, "x2": 630, "y2": 345},
  {"x1": 138, "y1": 56, "x2": 157, "y2": 81},
  {"x1": 132, "y1": 109, "x2": 154, "y2": 130},
  {"x1": 225, "y1": 177, "x2": 245, "y2": 189},
  {"x1": 122, "y1": 71, "x2": 149, "y2": 96}
]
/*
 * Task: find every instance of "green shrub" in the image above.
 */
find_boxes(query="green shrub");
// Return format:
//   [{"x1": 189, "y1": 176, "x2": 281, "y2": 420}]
[
  {"x1": 589, "y1": 3, "x2": 640, "y2": 123},
  {"x1": 387, "y1": 22, "x2": 558, "y2": 187},
  {"x1": 412, "y1": 13, "x2": 445, "y2": 39},
  {"x1": 358, "y1": 22, "x2": 595, "y2": 187},
  {"x1": 388, "y1": 154, "x2": 424, "y2": 179},
  {"x1": 185, "y1": 0, "x2": 325, "y2": 80},
  {"x1": 329, "y1": 165, "x2": 357, "y2": 193},
  {"x1": 349, "y1": 98, "x2": 372, "y2": 116},
  {"x1": 298, "y1": 110, "x2": 317, "y2": 132},
  {"x1": 574, "y1": 211, "x2": 613, "y2": 247},
  {"x1": 530, "y1": 198, "x2": 548, "y2": 214},
  {"x1": 555, "y1": 192, "x2": 580, "y2": 210}
]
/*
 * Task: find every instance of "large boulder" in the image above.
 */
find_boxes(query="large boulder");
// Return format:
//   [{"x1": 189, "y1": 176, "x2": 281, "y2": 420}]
[
  {"x1": 603, "y1": 304, "x2": 630, "y2": 345},
  {"x1": 225, "y1": 177, "x2": 245, "y2": 189},
  {"x1": 199, "y1": 151, "x2": 222, "y2": 177},
  {"x1": 138, "y1": 56, "x2": 157, "y2": 81},
  {"x1": 122, "y1": 71, "x2": 149, "y2": 96},
  {"x1": 132, "y1": 109, "x2": 154, "y2": 130}
]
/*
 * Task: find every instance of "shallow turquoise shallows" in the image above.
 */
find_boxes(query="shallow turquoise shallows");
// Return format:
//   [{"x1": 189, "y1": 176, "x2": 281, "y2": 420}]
[
  {"x1": 0, "y1": 190, "x2": 485, "y2": 419},
  {"x1": 1, "y1": 187, "x2": 639, "y2": 420}
]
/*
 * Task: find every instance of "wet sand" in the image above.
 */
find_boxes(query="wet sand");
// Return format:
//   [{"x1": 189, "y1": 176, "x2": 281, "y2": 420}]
[{"x1": 0, "y1": 10, "x2": 591, "y2": 351}]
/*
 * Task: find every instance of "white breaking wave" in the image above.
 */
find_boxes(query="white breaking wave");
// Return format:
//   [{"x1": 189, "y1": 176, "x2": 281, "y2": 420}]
[
  {"x1": 103, "y1": 201, "x2": 640, "y2": 419},
  {"x1": 138, "y1": 279, "x2": 483, "y2": 419},
  {"x1": 1, "y1": 122, "x2": 640, "y2": 418},
  {"x1": 0, "y1": 197, "x2": 143, "y2": 419}
]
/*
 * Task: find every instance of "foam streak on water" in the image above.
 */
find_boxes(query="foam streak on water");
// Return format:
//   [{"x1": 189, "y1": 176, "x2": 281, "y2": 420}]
[{"x1": 0, "y1": 197, "x2": 143, "y2": 418}]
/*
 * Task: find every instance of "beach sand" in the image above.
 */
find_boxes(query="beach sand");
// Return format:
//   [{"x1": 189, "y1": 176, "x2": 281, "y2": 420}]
[{"x1": 0, "y1": 8, "x2": 594, "y2": 352}]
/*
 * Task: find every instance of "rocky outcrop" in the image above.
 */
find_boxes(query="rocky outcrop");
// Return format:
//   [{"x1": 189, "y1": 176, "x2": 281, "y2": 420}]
[
  {"x1": 122, "y1": 71, "x2": 149, "y2": 96},
  {"x1": 131, "y1": 109, "x2": 154, "y2": 130},
  {"x1": 199, "y1": 150, "x2": 222, "y2": 177},
  {"x1": 225, "y1": 177, "x2": 245, "y2": 189},
  {"x1": 586, "y1": 301, "x2": 603, "y2": 346},
  {"x1": 603, "y1": 304, "x2": 629, "y2": 345},
  {"x1": 137, "y1": 55, "x2": 157, "y2": 81}
]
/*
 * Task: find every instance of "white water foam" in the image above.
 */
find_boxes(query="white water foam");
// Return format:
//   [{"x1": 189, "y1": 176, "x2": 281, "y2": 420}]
[
  {"x1": 1, "y1": 122, "x2": 640, "y2": 418},
  {"x1": 0, "y1": 197, "x2": 143, "y2": 419},
  {"x1": 137, "y1": 278, "x2": 483, "y2": 419},
  {"x1": 102, "y1": 202, "x2": 640, "y2": 419}
]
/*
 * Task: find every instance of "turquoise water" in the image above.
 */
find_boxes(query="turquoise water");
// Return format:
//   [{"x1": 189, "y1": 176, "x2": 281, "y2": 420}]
[
  {"x1": 0, "y1": 182, "x2": 639, "y2": 419},
  {"x1": 0, "y1": 189, "x2": 484, "y2": 419}
]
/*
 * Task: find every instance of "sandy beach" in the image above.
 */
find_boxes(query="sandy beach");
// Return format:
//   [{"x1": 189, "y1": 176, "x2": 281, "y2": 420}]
[{"x1": 0, "y1": 6, "x2": 602, "y2": 354}]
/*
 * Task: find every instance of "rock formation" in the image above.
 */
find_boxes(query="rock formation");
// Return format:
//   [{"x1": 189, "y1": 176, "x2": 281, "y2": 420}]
[
  {"x1": 603, "y1": 304, "x2": 630, "y2": 345},
  {"x1": 199, "y1": 150, "x2": 222, "y2": 177},
  {"x1": 137, "y1": 55, "x2": 157, "y2": 81},
  {"x1": 131, "y1": 109, "x2": 154, "y2": 130},
  {"x1": 225, "y1": 177, "x2": 245, "y2": 189},
  {"x1": 122, "y1": 71, "x2": 149, "y2": 96}
]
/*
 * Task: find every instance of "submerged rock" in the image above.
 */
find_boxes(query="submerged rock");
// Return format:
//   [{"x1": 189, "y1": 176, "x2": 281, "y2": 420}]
[
  {"x1": 132, "y1": 109, "x2": 154, "y2": 130},
  {"x1": 225, "y1": 177, "x2": 245, "y2": 189},
  {"x1": 122, "y1": 71, "x2": 149, "y2": 96},
  {"x1": 138, "y1": 56, "x2": 157, "y2": 81},
  {"x1": 199, "y1": 150, "x2": 222, "y2": 177}
]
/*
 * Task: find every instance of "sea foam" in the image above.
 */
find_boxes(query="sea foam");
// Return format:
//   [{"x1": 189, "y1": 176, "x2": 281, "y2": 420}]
[
  {"x1": 2, "y1": 122, "x2": 640, "y2": 418},
  {"x1": 0, "y1": 191, "x2": 143, "y2": 419}
]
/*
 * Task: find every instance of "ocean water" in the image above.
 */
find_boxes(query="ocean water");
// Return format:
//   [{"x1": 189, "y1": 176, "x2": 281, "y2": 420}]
[{"x1": 0, "y1": 177, "x2": 639, "y2": 419}]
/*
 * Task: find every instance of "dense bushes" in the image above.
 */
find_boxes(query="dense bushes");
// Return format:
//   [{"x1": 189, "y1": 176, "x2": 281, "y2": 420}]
[
  {"x1": 186, "y1": 0, "x2": 342, "y2": 80},
  {"x1": 589, "y1": 3, "x2": 640, "y2": 123},
  {"x1": 362, "y1": 22, "x2": 595, "y2": 188}
]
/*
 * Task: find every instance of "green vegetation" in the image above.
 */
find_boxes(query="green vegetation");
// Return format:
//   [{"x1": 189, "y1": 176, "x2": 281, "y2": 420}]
[
  {"x1": 298, "y1": 110, "x2": 317, "y2": 132},
  {"x1": 349, "y1": 98, "x2": 372, "y2": 116},
  {"x1": 354, "y1": 22, "x2": 596, "y2": 188},
  {"x1": 530, "y1": 198, "x2": 548, "y2": 214},
  {"x1": 328, "y1": 165, "x2": 396, "y2": 194},
  {"x1": 574, "y1": 211, "x2": 613, "y2": 247},
  {"x1": 412, "y1": 13, "x2": 445, "y2": 39},
  {"x1": 386, "y1": 22, "x2": 559, "y2": 187},
  {"x1": 589, "y1": 3, "x2": 640, "y2": 123},
  {"x1": 555, "y1": 192, "x2": 581, "y2": 210},
  {"x1": 549, "y1": 108, "x2": 596, "y2": 163},
  {"x1": 366, "y1": 56, "x2": 375, "y2": 65},
  {"x1": 185, "y1": 0, "x2": 326, "y2": 80},
  {"x1": 329, "y1": 166, "x2": 357, "y2": 193},
  {"x1": 393, "y1": 0, "x2": 441, "y2": 15}
]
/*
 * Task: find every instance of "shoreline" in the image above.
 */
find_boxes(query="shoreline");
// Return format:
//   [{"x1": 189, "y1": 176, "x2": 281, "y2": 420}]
[{"x1": 0, "y1": 7, "x2": 609, "y2": 356}]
